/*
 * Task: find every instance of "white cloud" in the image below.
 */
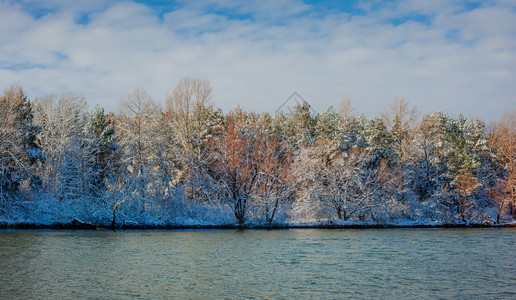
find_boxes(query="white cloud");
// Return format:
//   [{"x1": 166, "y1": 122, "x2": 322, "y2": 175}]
[{"x1": 0, "y1": 0, "x2": 514, "y2": 121}]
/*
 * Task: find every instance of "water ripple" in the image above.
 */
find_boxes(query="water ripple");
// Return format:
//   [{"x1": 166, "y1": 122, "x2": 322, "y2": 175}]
[{"x1": 0, "y1": 228, "x2": 514, "y2": 299}]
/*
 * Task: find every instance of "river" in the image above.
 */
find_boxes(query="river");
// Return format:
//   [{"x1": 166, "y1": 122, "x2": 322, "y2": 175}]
[{"x1": 1, "y1": 228, "x2": 514, "y2": 299}]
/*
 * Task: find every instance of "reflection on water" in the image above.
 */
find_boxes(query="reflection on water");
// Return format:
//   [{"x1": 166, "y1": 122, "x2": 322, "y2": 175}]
[{"x1": 1, "y1": 229, "x2": 515, "y2": 299}]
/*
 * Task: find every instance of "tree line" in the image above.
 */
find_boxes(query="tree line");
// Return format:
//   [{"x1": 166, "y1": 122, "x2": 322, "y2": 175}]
[{"x1": 1, "y1": 79, "x2": 515, "y2": 226}]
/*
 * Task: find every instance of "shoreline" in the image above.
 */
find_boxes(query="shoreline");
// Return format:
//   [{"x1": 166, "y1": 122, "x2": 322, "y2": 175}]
[{"x1": 1, "y1": 221, "x2": 515, "y2": 230}]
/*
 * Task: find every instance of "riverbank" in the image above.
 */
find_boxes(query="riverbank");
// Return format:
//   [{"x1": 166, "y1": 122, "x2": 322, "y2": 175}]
[{"x1": 1, "y1": 220, "x2": 515, "y2": 230}]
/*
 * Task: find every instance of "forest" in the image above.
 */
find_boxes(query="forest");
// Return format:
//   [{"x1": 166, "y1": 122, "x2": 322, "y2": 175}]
[{"x1": 1, "y1": 78, "x2": 515, "y2": 227}]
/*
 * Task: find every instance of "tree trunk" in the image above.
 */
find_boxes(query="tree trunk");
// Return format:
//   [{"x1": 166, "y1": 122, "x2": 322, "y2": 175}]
[
  {"x1": 234, "y1": 197, "x2": 247, "y2": 225},
  {"x1": 459, "y1": 196, "x2": 466, "y2": 222},
  {"x1": 267, "y1": 198, "x2": 280, "y2": 226},
  {"x1": 111, "y1": 200, "x2": 125, "y2": 229},
  {"x1": 336, "y1": 206, "x2": 343, "y2": 220},
  {"x1": 111, "y1": 205, "x2": 117, "y2": 229},
  {"x1": 496, "y1": 199, "x2": 504, "y2": 224},
  {"x1": 159, "y1": 155, "x2": 173, "y2": 199}
]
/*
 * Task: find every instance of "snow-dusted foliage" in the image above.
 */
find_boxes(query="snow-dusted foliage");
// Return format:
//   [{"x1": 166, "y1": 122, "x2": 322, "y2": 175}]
[
  {"x1": 0, "y1": 85, "x2": 43, "y2": 208},
  {"x1": 189, "y1": 109, "x2": 293, "y2": 225},
  {"x1": 0, "y1": 81, "x2": 514, "y2": 227},
  {"x1": 488, "y1": 112, "x2": 516, "y2": 222},
  {"x1": 292, "y1": 139, "x2": 406, "y2": 223}
]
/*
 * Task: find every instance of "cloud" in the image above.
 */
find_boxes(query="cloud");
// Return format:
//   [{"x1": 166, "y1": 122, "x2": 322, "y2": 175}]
[{"x1": 0, "y1": 0, "x2": 514, "y2": 121}]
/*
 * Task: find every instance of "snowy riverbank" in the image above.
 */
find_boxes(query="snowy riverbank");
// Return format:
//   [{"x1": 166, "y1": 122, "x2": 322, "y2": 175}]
[{"x1": 2, "y1": 218, "x2": 515, "y2": 230}]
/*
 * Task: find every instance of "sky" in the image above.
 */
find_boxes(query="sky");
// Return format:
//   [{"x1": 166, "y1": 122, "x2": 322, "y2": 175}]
[{"x1": 0, "y1": 0, "x2": 515, "y2": 121}]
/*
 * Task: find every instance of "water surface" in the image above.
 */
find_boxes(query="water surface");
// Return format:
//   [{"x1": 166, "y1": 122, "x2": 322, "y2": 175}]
[{"x1": 1, "y1": 229, "x2": 514, "y2": 299}]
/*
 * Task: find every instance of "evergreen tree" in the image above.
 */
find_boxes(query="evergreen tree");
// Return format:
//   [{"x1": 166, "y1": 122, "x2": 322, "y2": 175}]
[
  {"x1": 86, "y1": 106, "x2": 119, "y2": 196},
  {"x1": 282, "y1": 101, "x2": 317, "y2": 145},
  {"x1": 363, "y1": 117, "x2": 397, "y2": 168},
  {"x1": 314, "y1": 106, "x2": 342, "y2": 143},
  {"x1": 442, "y1": 114, "x2": 487, "y2": 220}
]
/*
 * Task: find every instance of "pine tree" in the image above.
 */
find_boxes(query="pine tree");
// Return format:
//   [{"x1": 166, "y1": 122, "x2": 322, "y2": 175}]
[
  {"x1": 442, "y1": 114, "x2": 487, "y2": 221},
  {"x1": 86, "y1": 106, "x2": 119, "y2": 197},
  {"x1": 363, "y1": 117, "x2": 397, "y2": 168},
  {"x1": 315, "y1": 106, "x2": 340, "y2": 141},
  {"x1": 283, "y1": 101, "x2": 317, "y2": 145}
]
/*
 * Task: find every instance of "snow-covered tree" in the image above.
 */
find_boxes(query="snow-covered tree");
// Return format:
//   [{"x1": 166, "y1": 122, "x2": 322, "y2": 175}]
[
  {"x1": 116, "y1": 87, "x2": 161, "y2": 212},
  {"x1": 200, "y1": 110, "x2": 259, "y2": 224},
  {"x1": 381, "y1": 98, "x2": 417, "y2": 166},
  {"x1": 315, "y1": 106, "x2": 340, "y2": 141},
  {"x1": 56, "y1": 138, "x2": 95, "y2": 201},
  {"x1": 1, "y1": 81, "x2": 514, "y2": 226},
  {"x1": 363, "y1": 117, "x2": 397, "y2": 168},
  {"x1": 488, "y1": 111, "x2": 516, "y2": 220},
  {"x1": 163, "y1": 77, "x2": 224, "y2": 203},
  {"x1": 441, "y1": 114, "x2": 489, "y2": 221},
  {"x1": 33, "y1": 93, "x2": 87, "y2": 196},
  {"x1": 407, "y1": 113, "x2": 447, "y2": 201},
  {"x1": 190, "y1": 109, "x2": 292, "y2": 224},
  {"x1": 164, "y1": 77, "x2": 215, "y2": 163},
  {"x1": 293, "y1": 138, "x2": 398, "y2": 223},
  {"x1": 86, "y1": 106, "x2": 119, "y2": 197},
  {"x1": 252, "y1": 117, "x2": 293, "y2": 224},
  {"x1": 280, "y1": 101, "x2": 317, "y2": 145},
  {"x1": 0, "y1": 85, "x2": 43, "y2": 201}
]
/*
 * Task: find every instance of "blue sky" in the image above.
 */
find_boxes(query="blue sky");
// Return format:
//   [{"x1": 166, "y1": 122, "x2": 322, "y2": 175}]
[{"x1": 1, "y1": 0, "x2": 515, "y2": 120}]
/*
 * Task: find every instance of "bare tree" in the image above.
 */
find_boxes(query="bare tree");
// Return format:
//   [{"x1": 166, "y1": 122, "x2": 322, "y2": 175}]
[
  {"x1": 189, "y1": 110, "x2": 292, "y2": 224},
  {"x1": 33, "y1": 93, "x2": 87, "y2": 195},
  {"x1": 454, "y1": 173, "x2": 481, "y2": 222},
  {"x1": 489, "y1": 111, "x2": 516, "y2": 218},
  {"x1": 294, "y1": 138, "x2": 395, "y2": 222},
  {"x1": 338, "y1": 97, "x2": 355, "y2": 134},
  {"x1": 165, "y1": 77, "x2": 213, "y2": 161},
  {"x1": 381, "y1": 98, "x2": 418, "y2": 165},
  {"x1": 252, "y1": 115, "x2": 293, "y2": 224},
  {"x1": 117, "y1": 87, "x2": 160, "y2": 212},
  {"x1": 203, "y1": 110, "x2": 258, "y2": 224},
  {"x1": 409, "y1": 113, "x2": 447, "y2": 200},
  {"x1": 118, "y1": 87, "x2": 159, "y2": 176}
]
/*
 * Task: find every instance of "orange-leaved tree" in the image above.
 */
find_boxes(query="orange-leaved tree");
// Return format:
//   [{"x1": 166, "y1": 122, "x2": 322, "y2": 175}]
[{"x1": 489, "y1": 112, "x2": 516, "y2": 219}]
